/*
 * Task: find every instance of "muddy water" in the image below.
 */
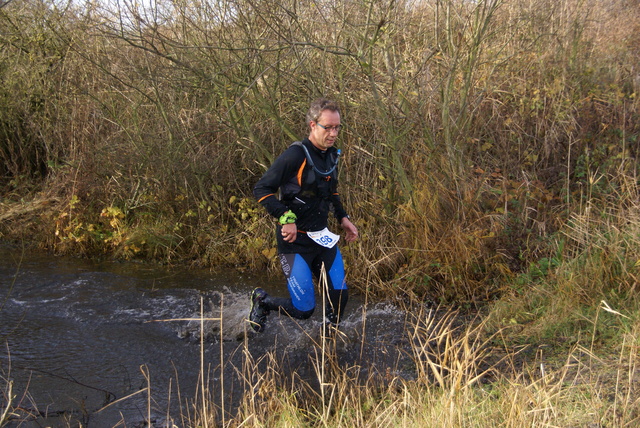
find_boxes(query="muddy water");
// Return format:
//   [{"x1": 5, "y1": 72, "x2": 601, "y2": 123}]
[{"x1": 0, "y1": 244, "x2": 414, "y2": 427}]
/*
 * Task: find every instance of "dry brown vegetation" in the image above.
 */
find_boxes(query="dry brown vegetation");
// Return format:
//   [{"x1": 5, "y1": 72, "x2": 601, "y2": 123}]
[
  {"x1": 1, "y1": 0, "x2": 638, "y2": 299},
  {"x1": 1, "y1": 0, "x2": 639, "y2": 424},
  {"x1": 144, "y1": 302, "x2": 640, "y2": 427}
]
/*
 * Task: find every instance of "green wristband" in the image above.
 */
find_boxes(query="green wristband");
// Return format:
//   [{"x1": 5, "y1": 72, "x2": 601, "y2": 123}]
[{"x1": 279, "y1": 211, "x2": 297, "y2": 225}]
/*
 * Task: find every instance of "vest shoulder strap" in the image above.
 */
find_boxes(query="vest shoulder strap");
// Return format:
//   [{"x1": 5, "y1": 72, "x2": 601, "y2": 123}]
[{"x1": 289, "y1": 141, "x2": 340, "y2": 177}]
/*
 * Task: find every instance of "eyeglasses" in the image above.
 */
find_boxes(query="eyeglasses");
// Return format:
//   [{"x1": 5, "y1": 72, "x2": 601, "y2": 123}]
[{"x1": 316, "y1": 122, "x2": 342, "y2": 133}]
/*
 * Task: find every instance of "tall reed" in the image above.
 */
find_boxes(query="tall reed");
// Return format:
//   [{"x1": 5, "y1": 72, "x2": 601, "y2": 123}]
[{"x1": 190, "y1": 299, "x2": 639, "y2": 427}]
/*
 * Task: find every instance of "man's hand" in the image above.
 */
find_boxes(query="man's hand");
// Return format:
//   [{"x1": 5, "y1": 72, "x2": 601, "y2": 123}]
[
  {"x1": 340, "y1": 217, "x2": 358, "y2": 243},
  {"x1": 281, "y1": 223, "x2": 297, "y2": 243}
]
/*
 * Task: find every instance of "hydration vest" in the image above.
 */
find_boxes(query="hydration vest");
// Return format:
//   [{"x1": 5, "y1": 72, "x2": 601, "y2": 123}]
[{"x1": 280, "y1": 141, "x2": 341, "y2": 204}]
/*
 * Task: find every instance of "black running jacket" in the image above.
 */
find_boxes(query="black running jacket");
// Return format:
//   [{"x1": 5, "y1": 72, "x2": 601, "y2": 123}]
[{"x1": 253, "y1": 138, "x2": 349, "y2": 232}]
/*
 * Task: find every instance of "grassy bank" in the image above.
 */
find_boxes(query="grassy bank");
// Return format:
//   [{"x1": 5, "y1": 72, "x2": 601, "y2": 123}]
[{"x1": 219, "y1": 307, "x2": 639, "y2": 427}]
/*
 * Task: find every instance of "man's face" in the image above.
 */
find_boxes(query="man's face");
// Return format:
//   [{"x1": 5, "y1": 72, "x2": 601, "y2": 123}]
[{"x1": 309, "y1": 110, "x2": 341, "y2": 151}]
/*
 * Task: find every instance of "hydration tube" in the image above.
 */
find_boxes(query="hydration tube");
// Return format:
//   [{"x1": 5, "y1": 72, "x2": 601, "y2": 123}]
[{"x1": 296, "y1": 143, "x2": 341, "y2": 177}]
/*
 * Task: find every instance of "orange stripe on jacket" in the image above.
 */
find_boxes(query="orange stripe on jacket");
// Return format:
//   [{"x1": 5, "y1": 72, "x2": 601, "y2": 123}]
[
  {"x1": 257, "y1": 194, "x2": 275, "y2": 203},
  {"x1": 296, "y1": 159, "x2": 307, "y2": 186}
]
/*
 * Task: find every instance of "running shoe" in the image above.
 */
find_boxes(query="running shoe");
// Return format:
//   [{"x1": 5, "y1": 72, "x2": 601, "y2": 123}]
[{"x1": 248, "y1": 287, "x2": 269, "y2": 333}]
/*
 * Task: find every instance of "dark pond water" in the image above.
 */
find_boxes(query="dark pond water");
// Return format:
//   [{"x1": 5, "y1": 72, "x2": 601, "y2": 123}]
[{"x1": 0, "y1": 244, "x2": 413, "y2": 427}]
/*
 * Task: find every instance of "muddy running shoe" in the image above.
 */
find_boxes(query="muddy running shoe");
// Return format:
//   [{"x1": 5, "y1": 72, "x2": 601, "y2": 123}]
[
  {"x1": 248, "y1": 287, "x2": 269, "y2": 333},
  {"x1": 325, "y1": 309, "x2": 339, "y2": 326}
]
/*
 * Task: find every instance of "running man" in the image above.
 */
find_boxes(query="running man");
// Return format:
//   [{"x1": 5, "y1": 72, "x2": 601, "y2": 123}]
[{"x1": 249, "y1": 98, "x2": 358, "y2": 332}]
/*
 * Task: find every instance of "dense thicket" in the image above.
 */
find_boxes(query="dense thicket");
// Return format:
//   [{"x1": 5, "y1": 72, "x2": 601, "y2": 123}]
[{"x1": 1, "y1": 0, "x2": 638, "y2": 303}]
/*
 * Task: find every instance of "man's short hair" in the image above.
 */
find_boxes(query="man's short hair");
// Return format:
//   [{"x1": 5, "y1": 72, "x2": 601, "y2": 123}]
[{"x1": 306, "y1": 98, "x2": 340, "y2": 125}]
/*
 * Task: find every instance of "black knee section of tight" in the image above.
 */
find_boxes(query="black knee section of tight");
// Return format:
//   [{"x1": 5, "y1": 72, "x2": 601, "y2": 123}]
[
  {"x1": 264, "y1": 296, "x2": 315, "y2": 320},
  {"x1": 326, "y1": 288, "x2": 348, "y2": 323},
  {"x1": 296, "y1": 308, "x2": 315, "y2": 320}
]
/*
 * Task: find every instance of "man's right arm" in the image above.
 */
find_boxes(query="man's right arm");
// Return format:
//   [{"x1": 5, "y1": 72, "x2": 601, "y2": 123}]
[{"x1": 253, "y1": 147, "x2": 302, "y2": 219}]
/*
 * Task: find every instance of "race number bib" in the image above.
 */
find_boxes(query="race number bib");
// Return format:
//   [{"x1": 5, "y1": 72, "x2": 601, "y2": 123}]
[{"x1": 307, "y1": 228, "x2": 340, "y2": 248}]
